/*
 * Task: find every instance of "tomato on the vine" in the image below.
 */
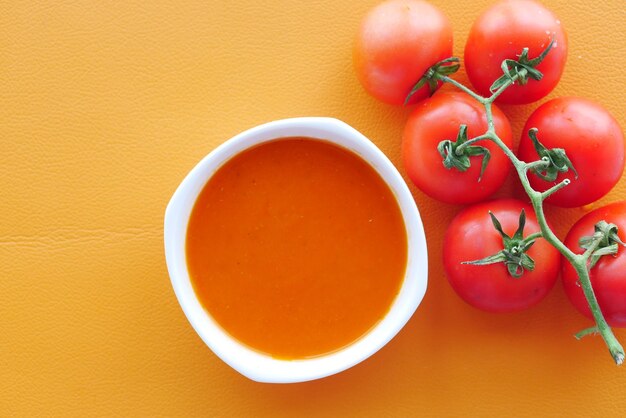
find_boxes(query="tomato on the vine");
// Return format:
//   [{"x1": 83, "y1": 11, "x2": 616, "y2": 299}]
[
  {"x1": 402, "y1": 91, "x2": 512, "y2": 204},
  {"x1": 562, "y1": 202, "x2": 626, "y2": 328},
  {"x1": 353, "y1": 0, "x2": 453, "y2": 105},
  {"x1": 518, "y1": 97, "x2": 625, "y2": 208},
  {"x1": 443, "y1": 199, "x2": 560, "y2": 313},
  {"x1": 464, "y1": 0, "x2": 567, "y2": 104}
]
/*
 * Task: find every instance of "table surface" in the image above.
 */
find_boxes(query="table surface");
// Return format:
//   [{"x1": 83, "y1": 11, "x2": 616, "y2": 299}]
[{"x1": 2, "y1": 0, "x2": 625, "y2": 416}]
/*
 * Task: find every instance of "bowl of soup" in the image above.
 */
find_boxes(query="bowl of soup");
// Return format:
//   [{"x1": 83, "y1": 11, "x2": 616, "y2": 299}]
[{"x1": 164, "y1": 117, "x2": 428, "y2": 383}]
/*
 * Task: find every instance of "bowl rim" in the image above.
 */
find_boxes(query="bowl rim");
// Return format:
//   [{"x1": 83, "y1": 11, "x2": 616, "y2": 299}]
[{"x1": 164, "y1": 117, "x2": 428, "y2": 383}]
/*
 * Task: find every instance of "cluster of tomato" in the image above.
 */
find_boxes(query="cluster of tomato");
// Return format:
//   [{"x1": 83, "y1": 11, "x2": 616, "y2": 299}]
[{"x1": 354, "y1": 0, "x2": 626, "y2": 325}]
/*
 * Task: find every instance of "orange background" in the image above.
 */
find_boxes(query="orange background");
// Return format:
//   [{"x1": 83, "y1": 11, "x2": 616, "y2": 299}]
[{"x1": 1, "y1": 0, "x2": 625, "y2": 416}]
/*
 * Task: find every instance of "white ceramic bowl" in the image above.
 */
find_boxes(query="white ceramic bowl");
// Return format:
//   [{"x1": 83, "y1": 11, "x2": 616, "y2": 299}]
[{"x1": 164, "y1": 117, "x2": 428, "y2": 383}]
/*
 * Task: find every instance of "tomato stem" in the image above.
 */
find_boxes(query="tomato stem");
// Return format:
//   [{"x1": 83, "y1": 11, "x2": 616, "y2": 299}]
[
  {"x1": 572, "y1": 263, "x2": 624, "y2": 365},
  {"x1": 454, "y1": 134, "x2": 491, "y2": 155},
  {"x1": 524, "y1": 157, "x2": 551, "y2": 173},
  {"x1": 541, "y1": 178, "x2": 571, "y2": 199},
  {"x1": 579, "y1": 221, "x2": 626, "y2": 269},
  {"x1": 525, "y1": 232, "x2": 543, "y2": 242},
  {"x1": 575, "y1": 326, "x2": 599, "y2": 340},
  {"x1": 439, "y1": 75, "x2": 486, "y2": 103},
  {"x1": 440, "y1": 65, "x2": 626, "y2": 366},
  {"x1": 581, "y1": 234, "x2": 604, "y2": 262},
  {"x1": 490, "y1": 69, "x2": 525, "y2": 102}
]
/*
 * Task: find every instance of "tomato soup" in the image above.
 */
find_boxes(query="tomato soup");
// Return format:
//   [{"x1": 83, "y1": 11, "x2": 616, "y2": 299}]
[{"x1": 186, "y1": 137, "x2": 407, "y2": 359}]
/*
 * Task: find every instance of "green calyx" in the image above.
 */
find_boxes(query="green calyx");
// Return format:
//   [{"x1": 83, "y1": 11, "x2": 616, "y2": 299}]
[
  {"x1": 437, "y1": 125, "x2": 491, "y2": 182},
  {"x1": 527, "y1": 128, "x2": 578, "y2": 181},
  {"x1": 580, "y1": 221, "x2": 626, "y2": 268},
  {"x1": 464, "y1": 209, "x2": 540, "y2": 278},
  {"x1": 490, "y1": 38, "x2": 555, "y2": 93},
  {"x1": 404, "y1": 57, "x2": 460, "y2": 105}
]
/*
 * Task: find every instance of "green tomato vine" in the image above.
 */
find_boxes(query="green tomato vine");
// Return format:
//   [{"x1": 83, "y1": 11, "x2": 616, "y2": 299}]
[{"x1": 418, "y1": 44, "x2": 625, "y2": 365}]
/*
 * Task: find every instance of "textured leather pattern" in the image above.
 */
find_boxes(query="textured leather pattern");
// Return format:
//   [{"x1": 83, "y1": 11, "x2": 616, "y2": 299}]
[{"x1": 1, "y1": 0, "x2": 625, "y2": 416}]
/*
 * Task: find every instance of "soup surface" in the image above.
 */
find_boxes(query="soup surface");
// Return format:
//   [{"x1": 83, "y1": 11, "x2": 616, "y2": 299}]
[{"x1": 186, "y1": 137, "x2": 407, "y2": 359}]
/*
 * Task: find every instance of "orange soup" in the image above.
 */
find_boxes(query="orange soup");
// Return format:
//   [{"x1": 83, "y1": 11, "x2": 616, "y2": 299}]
[{"x1": 186, "y1": 137, "x2": 407, "y2": 359}]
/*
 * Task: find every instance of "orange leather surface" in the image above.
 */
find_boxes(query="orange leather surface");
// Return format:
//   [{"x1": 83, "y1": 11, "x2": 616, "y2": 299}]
[{"x1": 1, "y1": 0, "x2": 625, "y2": 416}]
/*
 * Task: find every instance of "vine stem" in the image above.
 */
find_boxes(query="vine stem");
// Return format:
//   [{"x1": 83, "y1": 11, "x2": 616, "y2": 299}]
[{"x1": 439, "y1": 74, "x2": 625, "y2": 365}]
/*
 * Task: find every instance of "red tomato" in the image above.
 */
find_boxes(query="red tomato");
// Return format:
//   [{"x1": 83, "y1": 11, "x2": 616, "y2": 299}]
[
  {"x1": 518, "y1": 97, "x2": 625, "y2": 207},
  {"x1": 444, "y1": 199, "x2": 560, "y2": 313},
  {"x1": 402, "y1": 91, "x2": 513, "y2": 204},
  {"x1": 464, "y1": 0, "x2": 567, "y2": 104},
  {"x1": 353, "y1": 0, "x2": 453, "y2": 105},
  {"x1": 562, "y1": 202, "x2": 626, "y2": 327}
]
